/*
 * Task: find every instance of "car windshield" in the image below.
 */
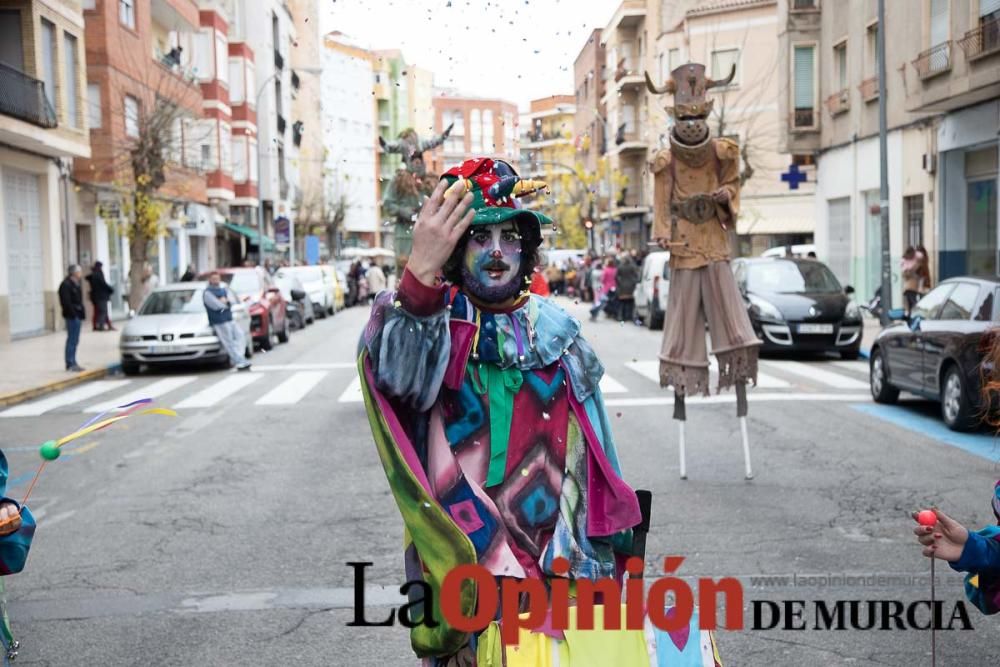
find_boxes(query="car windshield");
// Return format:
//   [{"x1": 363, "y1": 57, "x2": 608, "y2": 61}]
[
  {"x1": 139, "y1": 289, "x2": 203, "y2": 315},
  {"x1": 291, "y1": 267, "x2": 323, "y2": 282},
  {"x1": 747, "y1": 261, "x2": 842, "y2": 294},
  {"x1": 218, "y1": 271, "x2": 259, "y2": 296}
]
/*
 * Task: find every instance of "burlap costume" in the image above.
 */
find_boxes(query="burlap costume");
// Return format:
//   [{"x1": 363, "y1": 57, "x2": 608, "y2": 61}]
[{"x1": 650, "y1": 132, "x2": 760, "y2": 397}]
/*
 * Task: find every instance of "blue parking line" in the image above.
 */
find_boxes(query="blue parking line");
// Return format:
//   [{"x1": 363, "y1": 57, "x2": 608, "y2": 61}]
[{"x1": 851, "y1": 403, "x2": 1000, "y2": 462}]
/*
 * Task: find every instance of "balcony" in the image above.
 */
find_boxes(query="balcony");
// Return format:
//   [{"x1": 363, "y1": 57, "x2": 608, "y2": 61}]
[
  {"x1": 614, "y1": 59, "x2": 644, "y2": 91},
  {"x1": 958, "y1": 16, "x2": 1000, "y2": 62},
  {"x1": 276, "y1": 114, "x2": 286, "y2": 136},
  {"x1": 858, "y1": 77, "x2": 879, "y2": 103},
  {"x1": 614, "y1": 125, "x2": 647, "y2": 153},
  {"x1": 912, "y1": 42, "x2": 952, "y2": 79},
  {"x1": 825, "y1": 89, "x2": 849, "y2": 115},
  {"x1": 606, "y1": 0, "x2": 646, "y2": 31},
  {"x1": 523, "y1": 129, "x2": 570, "y2": 147},
  {"x1": 792, "y1": 108, "x2": 816, "y2": 130},
  {"x1": 280, "y1": 178, "x2": 289, "y2": 200},
  {"x1": 791, "y1": 0, "x2": 819, "y2": 9},
  {"x1": 274, "y1": 48, "x2": 284, "y2": 70},
  {"x1": 0, "y1": 63, "x2": 57, "y2": 129}
]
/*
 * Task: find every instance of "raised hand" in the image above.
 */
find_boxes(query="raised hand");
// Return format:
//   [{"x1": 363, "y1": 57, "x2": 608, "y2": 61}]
[
  {"x1": 406, "y1": 180, "x2": 475, "y2": 287},
  {"x1": 912, "y1": 508, "x2": 969, "y2": 562},
  {"x1": 0, "y1": 502, "x2": 21, "y2": 537}
]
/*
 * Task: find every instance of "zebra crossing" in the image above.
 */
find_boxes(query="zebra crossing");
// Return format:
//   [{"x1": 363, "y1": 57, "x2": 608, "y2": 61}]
[{"x1": 0, "y1": 358, "x2": 872, "y2": 418}]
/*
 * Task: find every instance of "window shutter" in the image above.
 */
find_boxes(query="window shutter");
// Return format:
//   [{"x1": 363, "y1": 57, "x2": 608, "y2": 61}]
[
  {"x1": 793, "y1": 46, "x2": 814, "y2": 109},
  {"x1": 930, "y1": 0, "x2": 948, "y2": 46},
  {"x1": 980, "y1": 0, "x2": 1000, "y2": 17}
]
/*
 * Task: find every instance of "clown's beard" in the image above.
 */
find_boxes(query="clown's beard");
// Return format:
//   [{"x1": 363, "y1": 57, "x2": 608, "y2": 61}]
[{"x1": 459, "y1": 265, "x2": 525, "y2": 303}]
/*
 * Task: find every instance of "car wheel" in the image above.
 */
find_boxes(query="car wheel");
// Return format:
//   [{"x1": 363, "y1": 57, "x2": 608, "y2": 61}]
[
  {"x1": 869, "y1": 349, "x2": 899, "y2": 404},
  {"x1": 277, "y1": 314, "x2": 290, "y2": 343},
  {"x1": 840, "y1": 348, "x2": 860, "y2": 361},
  {"x1": 316, "y1": 302, "x2": 327, "y2": 319},
  {"x1": 941, "y1": 364, "x2": 975, "y2": 431},
  {"x1": 261, "y1": 316, "x2": 276, "y2": 351},
  {"x1": 121, "y1": 360, "x2": 141, "y2": 376}
]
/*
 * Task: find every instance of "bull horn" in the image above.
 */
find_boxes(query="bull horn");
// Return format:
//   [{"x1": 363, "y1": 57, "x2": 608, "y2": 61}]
[
  {"x1": 706, "y1": 64, "x2": 736, "y2": 89},
  {"x1": 644, "y1": 71, "x2": 675, "y2": 95}
]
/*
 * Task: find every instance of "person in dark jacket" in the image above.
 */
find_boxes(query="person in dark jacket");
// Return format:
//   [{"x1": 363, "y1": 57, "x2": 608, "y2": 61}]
[
  {"x1": 58, "y1": 265, "x2": 86, "y2": 372},
  {"x1": 179, "y1": 263, "x2": 196, "y2": 282},
  {"x1": 85, "y1": 261, "x2": 115, "y2": 331},
  {"x1": 615, "y1": 254, "x2": 640, "y2": 323}
]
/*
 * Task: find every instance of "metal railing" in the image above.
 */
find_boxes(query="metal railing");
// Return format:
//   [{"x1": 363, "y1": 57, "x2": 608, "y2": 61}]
[
  {"x1": 615, "y1": 124, "x2": 645, "y2": 146},
  {"x1": 792, "y1": 0, "x2": 818, "y2": 9},
  {"x1": 912, "y1": 41, "x2": 952, "y2": 78},
  {"x1": 0, "y1": 62, "x2": 57, "y2": 128},
  {"x1": 825, "y1": 88, "x2": 849, "y2": 115},
  {"x1": 958, "y1": 16, "x2": 1000, "y2": 61},
  {"x1": 793, "y1": 108, "x2": 816, "y2": 128}
]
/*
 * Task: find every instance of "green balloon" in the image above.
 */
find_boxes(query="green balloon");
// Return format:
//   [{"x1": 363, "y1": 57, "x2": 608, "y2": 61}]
[{"x1": 39, "y1": 440, "x2": 60, "y2": 461}]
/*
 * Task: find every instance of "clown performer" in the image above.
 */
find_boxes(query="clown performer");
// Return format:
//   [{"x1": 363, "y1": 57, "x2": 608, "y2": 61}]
[
  {"x1": 645, "y1": 63, "x2": 760, "y2": 480},
  {"x1": 359, "y1": 158, "x2": 723, "y2": 665}
]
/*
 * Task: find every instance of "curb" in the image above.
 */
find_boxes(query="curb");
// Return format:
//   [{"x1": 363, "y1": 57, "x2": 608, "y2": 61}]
[{"x1": 0, "y1": 362, "x2": 122, "y2": 409}]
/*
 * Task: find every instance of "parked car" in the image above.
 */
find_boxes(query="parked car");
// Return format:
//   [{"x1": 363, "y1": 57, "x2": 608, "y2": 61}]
[
  {"x1": 197, "y1": 267, "x2": 290, "y2": 350},
  {"x1": 869, "y1": 276, "x2": 999, "y2": 431},
  {"x1": 283, "y1": 265, "x2": 332, "y2": 317},
  {"x1": 761, "y1": 243, "x2": 816, "y2": 259},
  {"x1": 635, "y1": 251, "x2": 670, "y2": 330},
  {"x1": 320, "y1": 264, "x2": 346, "y2": 311},
  {"x1": 274, "y1": 271, "x2": 313, "y2": 329},
  {"x1": 732, "y1": 257, "x2": 862, "y2": 359},
  {"x1": 119, "y1": 282, "x2": 252, "y2": 375}
]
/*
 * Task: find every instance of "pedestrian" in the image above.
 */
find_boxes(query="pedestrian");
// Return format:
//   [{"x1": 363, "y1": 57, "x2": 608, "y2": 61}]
[
  {"x1": 359, "y1": 159, "x2": 653, "y2": 664},
  {"x1": 615, "y1": 253, "x2": 639, "y2": 323},
  {"x1": 85, "y1": 261, "x2": 115, "y2": 331},
  {"x1": 544, "y1": 262, "x2": 562, "y2": 295},
  {"x1": 901, "y1": 246, "x2": 920, "y2": 314},
  {"x1": 58, "y1": 264, "x2": 86, "y2": 372},
  {"x1": 202, "y1": 270, "x2": 251, "y2": 371},
  {"x1": 529, "y1": 265, "x2": 550, "y2": 296},
  {"x1": 140, "y1": 263, "x2": 158, "y2": 301},
  {"x1": 180, "y1": 263, "x2": 196, "y2": 282},
  {"x1": 916, "y1": 244, "x2": 933, "y2": 295},
  {"x1": 365, "y1": 259, "x2": 386, "y2": 300},
  {"x1": 589, "y1": 259, "x2": 603, "y2": 305}
]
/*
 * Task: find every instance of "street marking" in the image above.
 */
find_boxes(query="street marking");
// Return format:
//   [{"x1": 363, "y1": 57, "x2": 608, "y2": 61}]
[
  {"x1": 85, "y1": 376, "x2": 197, "y2": 413},
  {"x1": 173, "y1": 374, "x2": 261, "y2": 409},
  {"x1": 851, "y1": 404, "x2": 1000, "y2": 462},
  {"x1": 255, "y1": 371, "x2": 329, "y2": 405},
  {"x1": 831, "y1": 360, "x2": 869, "y2": 375},
  {"x1": 250, "y1": 363, "x2": 355, "y2": 371},
  {"x1": 1, "y1": 380, "x2": 132, "y2": 417},
  {"x1": 66, "y1": 442, "x2": 100, "y2": 456},
  {"x1": 337, "y1": 377, "x2": 364, "y2": 403},
  {"x1": 41, "y1": 510, "x2": 77, "y2": 528},
  {"x1": 625, "y1": 359, "x2": 790, "y2": 389},
  {"x1": 599, "y1": 375, "x2": 627, "y2": 394},
  {"x1": 605, "y1": 393, "x2": 872, "y2": 407},
  {"x1": 625, "y1": 360, "x2": 660, "y2": 383},
  {"x1": 766, "y1": 360, "x2": 869, "y2": 389}
]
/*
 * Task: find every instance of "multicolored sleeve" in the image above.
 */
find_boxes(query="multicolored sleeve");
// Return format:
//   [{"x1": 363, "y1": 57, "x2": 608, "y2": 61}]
[
  {"x1": 0, "y1": 452, "x2": 34, "y2": 576},
  {"x1": 951, "y1": 527, "x2": 1000, "y2": 614},
  {"x1": 363, "y1": 268, "x2": 451, "y2": 412}
]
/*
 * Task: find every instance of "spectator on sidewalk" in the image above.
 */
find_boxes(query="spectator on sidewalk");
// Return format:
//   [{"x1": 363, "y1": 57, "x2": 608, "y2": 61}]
[
  {"x1": 615, "y1": 254, "x2": 639, "y2": 323},
  {"x1": 180, "y1": 263, "x2": 196, "y2": 282},
  {"x1": 58, "y1": 265, "x2": 86, "y2": 372},
  {"x1": 85, "y1": 261, "x2": 115, "y2": 331},
  {"x1": 366, "y1": 259, "x2": 387, "y2": 300},
  {"x1": 203, "y1": 271, "x2": 251, "y2": 371},
  {"x1": 140, "y1": 263, "x2": 158, "y2": 301}
]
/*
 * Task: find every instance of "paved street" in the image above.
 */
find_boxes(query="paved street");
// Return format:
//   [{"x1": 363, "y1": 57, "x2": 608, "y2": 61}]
[{"x1": 2, "y1": 299, "x2": 999, "y2": 665}]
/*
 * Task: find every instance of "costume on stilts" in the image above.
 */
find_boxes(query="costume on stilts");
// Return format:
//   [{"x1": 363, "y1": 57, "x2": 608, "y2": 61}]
[{"x1": 646, "y1": 63, "x2": 761, "y2": 480}]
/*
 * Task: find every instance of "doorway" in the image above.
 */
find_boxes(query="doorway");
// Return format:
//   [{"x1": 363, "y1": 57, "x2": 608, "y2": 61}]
[{"x1": 3, "y1": 168, "x2": 45, "y2": 337}]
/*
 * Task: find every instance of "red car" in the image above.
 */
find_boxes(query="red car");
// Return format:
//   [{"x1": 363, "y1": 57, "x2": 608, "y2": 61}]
[{"x1": 198, "y1": 267, "x2": 290, "y2": 350}]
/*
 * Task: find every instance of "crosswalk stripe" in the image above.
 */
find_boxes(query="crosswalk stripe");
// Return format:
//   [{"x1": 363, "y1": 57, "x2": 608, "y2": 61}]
[
  {"x1": 625, "y1": 360, "x2": 660, "y2": 383},
  {"x1": 250, "y1": 363, "x2": 355, "y2": 371},
  {"x1": 85, "y1": 376, "x2": 198, "y2": 413},
  {"x1": 625, "y1": 359, "x2": 790, "y2": 389},
  {"x1": 605, "y1": 393, "x2": 872, "y2": 407},
  {"x1": 255, "y1": 371, "x2": 329, "y2": 405},
  {"x1": 338, "y1": 377, "x2": 364, "y2": 403},
  {"x1": 173, "y1": 374, "x2": 261, "y2": 409},
  {"x1": 765, "y1": 360, "x2": 869, "y2": 389},
  {"x1": 1, "y1": 380, "x2": 132, "y2": 418},
  {"x1": 831, "y1": 360, "x2": 869, "y2": 376},
  {"x1": 708, "y1": 357, "x2": 790, "y2": 389},
  {"x1": 599, "y1": 375, "x2": 627, "y2": 394}
]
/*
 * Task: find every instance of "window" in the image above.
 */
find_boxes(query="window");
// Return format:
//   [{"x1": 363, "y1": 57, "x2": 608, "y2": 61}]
[
  {"x1": 124, "y1": 95, "x2": 139, "y2": 137},
  {"x1": 930, "y1": 0, "x2": 949, "y2": 47},
  {"x1": 865, "y1": 22, "x2": 879, "y2": 76},
  {"x1": 200, "y1": 144, "x2": 211, "y2": 170},
  {"x1": 710, "y1": 48, "x2": 739, "y2": 86},
  {"x1": 119, "y1": 0, "x2": 135, "y2": 29},
  {"x1": 904, "y1": 194, "x2": 924, "y2": 247},
  {"x1": 64, "y1": 33, "x2": 79, "y2": 128},
  {"x1": 792, "y1": 154, "x2": 815, "y2": 166},
  {"x1": 912, "y1": 284, "x2": 954, "y2": 320},
  {"x1": 792, "y1": 45, "x2": 815, "y2": 127},
  {"x1": 668, "y1": 48, "x2": 681, "y2": 72},
  {"x1": 87, "y1": 83, "x2": 101, "y2": 128},
  {"x1": 834, "y1": 41, "x2": 847, "y2": 90},
  {"x1": 482, "y1": 109, "x2": 494, "y2": 149},
  {"x1": 470, "y1": 109, "x2": 481, "y2": 152},
  {"x1": 939, "y1": 282, "x2": 981, "y2": 320},
  {"x1": 40, "y1": 19, "x2": 56, "y2": 110},
  {"x1": 792, "y1": 0, "x2": 817, "y2": 8},
  {"x1": 0, "y1": 10, "x2": 24, "y2": 71}
]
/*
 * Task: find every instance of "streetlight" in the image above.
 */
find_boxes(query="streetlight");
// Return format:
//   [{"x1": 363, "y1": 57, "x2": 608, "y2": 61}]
[{"x1": 255, "y1": 66, "x2": 322, "y2": 266}]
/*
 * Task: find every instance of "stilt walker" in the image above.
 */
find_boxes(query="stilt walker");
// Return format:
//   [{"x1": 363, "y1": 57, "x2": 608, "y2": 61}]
[{"x1": 645, "y1": 63, "x2": 761, "y2": 480}]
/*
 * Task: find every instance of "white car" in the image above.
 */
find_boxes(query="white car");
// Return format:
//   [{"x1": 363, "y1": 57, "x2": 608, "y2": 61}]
[
  {"x1": 119, "y1": 282, "x2": 252, "y2": 375},
  {"x1": 280, "y1": 266, "x2": 331, "y2": 318},
  {"x1": 761, "y1": 243, "x2": 816, "y2": 259},
  {"x1": 635, "y1": 251, "x2": 670, "y2": 330}
]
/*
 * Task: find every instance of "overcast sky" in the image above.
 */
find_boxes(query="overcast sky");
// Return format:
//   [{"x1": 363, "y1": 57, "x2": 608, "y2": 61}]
[{"x1": 321, "y1": 0, "x2": 620, "y2": 110}]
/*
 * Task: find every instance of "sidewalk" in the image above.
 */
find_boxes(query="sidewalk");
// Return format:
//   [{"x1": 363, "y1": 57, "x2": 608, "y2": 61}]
[{"x1": 0, "y1": 326, "x2": 122, "y2": 407}]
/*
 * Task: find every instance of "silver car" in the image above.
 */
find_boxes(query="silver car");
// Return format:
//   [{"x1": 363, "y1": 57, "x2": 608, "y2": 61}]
[{"x1": 119, "y1": 282, "x2": 253, "y2": 375}]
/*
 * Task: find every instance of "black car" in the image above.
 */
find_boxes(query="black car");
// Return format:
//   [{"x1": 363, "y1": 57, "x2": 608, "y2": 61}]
[
  {"x1": 732, "y1": 257, "x2": 863, "y2": 359},
  {"x1": 869, "y1": 276, "x2": 999, "y2": 431}
]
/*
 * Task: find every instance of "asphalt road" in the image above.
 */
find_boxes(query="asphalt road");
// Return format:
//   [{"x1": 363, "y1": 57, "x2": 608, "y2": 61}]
[{"x1": 1, "y1": 298, "x2": 999, "y2": 666}]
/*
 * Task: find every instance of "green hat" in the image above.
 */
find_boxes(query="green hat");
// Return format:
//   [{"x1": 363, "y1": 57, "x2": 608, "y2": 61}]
[{"x1": 440, "y1": 157, "x2": 553, "y2": 228}]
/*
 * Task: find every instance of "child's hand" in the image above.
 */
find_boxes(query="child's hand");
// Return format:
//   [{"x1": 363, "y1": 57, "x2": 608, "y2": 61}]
[
  {"x1": 0, "y1": 503, "x2": 21, "y2": 537},
  {"x1": 912, "y1": 508, "x2": 969, "y2": 562}
]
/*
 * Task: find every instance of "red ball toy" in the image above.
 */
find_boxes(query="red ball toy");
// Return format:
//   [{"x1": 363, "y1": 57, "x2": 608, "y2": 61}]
[{"x1": 917, "y1": 509, "x2": 937, "y2": 527}]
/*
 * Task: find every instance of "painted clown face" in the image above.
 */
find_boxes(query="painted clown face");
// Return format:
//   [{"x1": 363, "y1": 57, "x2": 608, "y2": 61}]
[{"x1": 460, "y1": 221, "x2": 524, "y2": 302}]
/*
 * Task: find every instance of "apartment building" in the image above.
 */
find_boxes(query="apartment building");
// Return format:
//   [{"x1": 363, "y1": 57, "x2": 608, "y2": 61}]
[
  {"x1": 518, "y1": 95, "x2": 577, "y2": 244},
  {"x1": 573, "y1": 28, "x2": 607, "y2": 176},
  {"x1": 428, "y1": 93, "x2": 519, "y2": 176},
  {"x1": 0, "y1": 0, "x2": 91, "y2": 342}
]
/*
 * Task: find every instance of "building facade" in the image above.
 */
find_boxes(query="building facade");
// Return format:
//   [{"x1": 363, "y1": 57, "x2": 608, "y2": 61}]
[
  {"x1": 428, "y1": 93, "x2": 519, "y2": 176},
  {"x1": 519, "y1": 95, "x2": 579, "y2": 247},
  {"x1": 0, "y1": 0, "x2": 91, "y2": 342},
  {"x1": 573, "y1": 28, "x2": 607, "y2": 177}
]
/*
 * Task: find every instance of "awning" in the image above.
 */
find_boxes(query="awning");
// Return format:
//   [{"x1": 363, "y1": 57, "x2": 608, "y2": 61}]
[{"x1": 221, "y1": 222, "x2": 276, "y2": 251}]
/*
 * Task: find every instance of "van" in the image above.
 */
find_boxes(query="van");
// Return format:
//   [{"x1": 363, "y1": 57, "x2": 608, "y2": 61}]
[{"x1": 635, "y1": 251, "x2": 670, "y2": 329}]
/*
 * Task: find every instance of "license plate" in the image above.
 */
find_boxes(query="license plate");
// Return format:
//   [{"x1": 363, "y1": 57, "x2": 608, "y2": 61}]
[
  {"x1": 798, "y1": 323, "x2": 834, "y2": 334},
  {"x1": 148, "y1": 345, "x2": 180, "y2": 354}
]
